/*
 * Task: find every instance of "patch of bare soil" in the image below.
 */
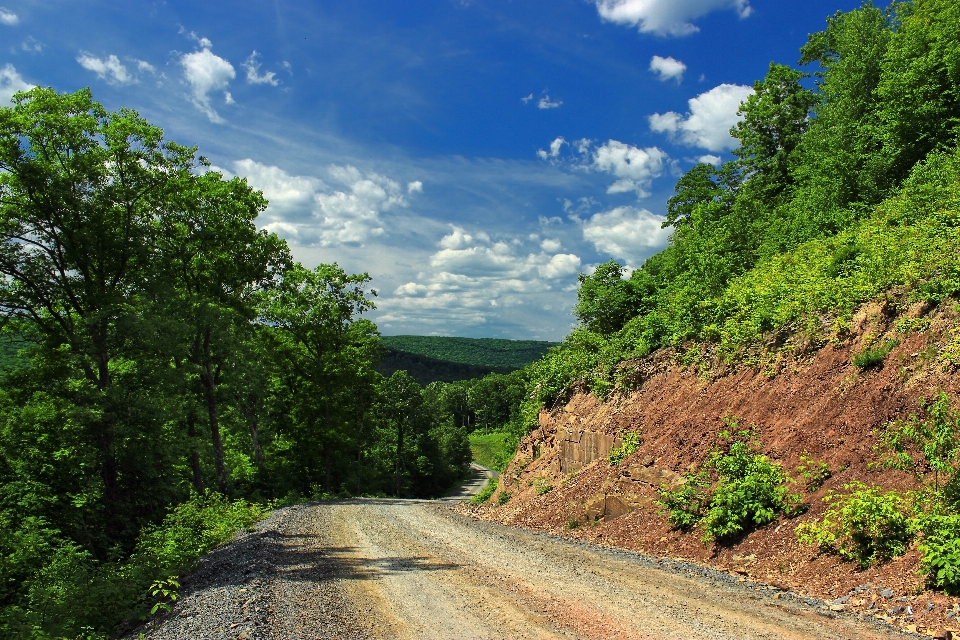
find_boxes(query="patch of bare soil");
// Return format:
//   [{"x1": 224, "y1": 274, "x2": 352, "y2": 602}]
[{"x1": 470, "y1": 300, "x2": 960, "y2": 637}]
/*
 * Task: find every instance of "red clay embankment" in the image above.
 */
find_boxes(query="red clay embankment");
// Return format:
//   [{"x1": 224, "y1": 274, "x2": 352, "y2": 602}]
[{"x1": 470, "y1": 299, "x2": 960, "y2": 635}]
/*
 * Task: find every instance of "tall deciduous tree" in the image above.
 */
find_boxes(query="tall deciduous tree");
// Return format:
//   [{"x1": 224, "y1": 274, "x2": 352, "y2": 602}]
[{"x1": 0, "y1": 88, "x2": 195, "y2": 539}]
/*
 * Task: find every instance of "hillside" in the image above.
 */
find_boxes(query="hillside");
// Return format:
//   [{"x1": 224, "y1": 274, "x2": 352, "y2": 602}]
[
  {"x1": 379, "y1": 336, "x2": 556, "y2": 369},
  {"x1": 473, "y1": 298, "x2": 960, "y2": 632},
  {"x1": 378, "y1": 336, "x2": 556, "y2": 385},
  {"x1": 377, "y1": 349, "x2": 511, "y2": 386}
]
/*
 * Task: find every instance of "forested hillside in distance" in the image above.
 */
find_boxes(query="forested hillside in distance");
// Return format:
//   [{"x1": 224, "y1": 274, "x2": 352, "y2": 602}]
[
  {"x1": 380, "y1": 335, "x2": 556, "y2": 369},
  {"x1": 0, "y1": 88, "x2": 471, "y2": 638},
  {"x1": 378, "y1": 349, "x2": 511, "y2": 386}
]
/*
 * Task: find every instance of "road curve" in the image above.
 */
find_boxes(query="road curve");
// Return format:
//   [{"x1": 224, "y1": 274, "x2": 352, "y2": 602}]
[{"x1": 131, "y1": 499, "x2": 906, "y2": 640}]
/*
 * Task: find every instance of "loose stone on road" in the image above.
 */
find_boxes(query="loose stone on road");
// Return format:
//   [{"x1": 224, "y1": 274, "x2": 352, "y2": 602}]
[{"x1": 131, "y1": 498, "x2": 907, "y2": 639}]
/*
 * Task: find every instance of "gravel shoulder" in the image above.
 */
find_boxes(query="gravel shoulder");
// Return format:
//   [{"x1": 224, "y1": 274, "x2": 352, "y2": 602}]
[{"x1": 130, "y1": 498, "x2": 911, "y2": 640}]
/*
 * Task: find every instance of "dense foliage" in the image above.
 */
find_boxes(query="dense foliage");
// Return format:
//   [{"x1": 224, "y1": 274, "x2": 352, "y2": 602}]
[
  {"x1": 797, "y1": 393, "x2": 960, "y2": 590},
  {"x1": 518, "y1": 0, "x2": 960, "y2": 424},
  {"x1": 656, "y1": 424, "x2": 803, "y2": 543},
  {"x1": 379, "y1": 336, "x2": 556, "y2": 370},
  {"x1": 0, "y1": 87, "x2": 471, "y2": 637}
]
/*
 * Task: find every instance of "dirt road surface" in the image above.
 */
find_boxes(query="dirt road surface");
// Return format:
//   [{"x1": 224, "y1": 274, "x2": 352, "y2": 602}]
[{"x1": 131, "y1": 497, "x2": 910, "y2": 640}]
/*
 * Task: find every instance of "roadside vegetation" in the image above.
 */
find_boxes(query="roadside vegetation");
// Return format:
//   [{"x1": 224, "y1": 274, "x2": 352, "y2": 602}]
[
  {"x1": 469, "y1": 432, "x2": 515, "y2": 473},
  {"x1": 0, "y1": 88, "x2": 473, "y2": 637}
]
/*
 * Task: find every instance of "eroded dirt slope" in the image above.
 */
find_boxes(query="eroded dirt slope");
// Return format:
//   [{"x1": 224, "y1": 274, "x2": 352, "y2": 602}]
[{"x1": 473, "y1": 300, "x2": 960, "y2": 636}]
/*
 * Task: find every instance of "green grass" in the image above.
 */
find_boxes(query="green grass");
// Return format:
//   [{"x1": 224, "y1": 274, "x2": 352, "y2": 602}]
[{"x1": 469, "y1": 431, "x2": 515, "y2": 472}]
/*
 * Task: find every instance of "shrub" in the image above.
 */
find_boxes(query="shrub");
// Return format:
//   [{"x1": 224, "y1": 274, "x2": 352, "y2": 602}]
[
  {"x1": 0, "y1": 493, "x2": 269, "y2": 639},
  {"x1": 795, "y1": 482, "x2": 915, "y2": 567},
  {"x1": 656, "y1": 423, "x2": 803, "y2": 542},
  {"x1": 701, "y1": 436, "x2": 804, "y2": 542},
  {"x1": 497, "y1": 490, "x2": 512, "y2": 506},
  {"x1": 919, "y1": 514, "x2": 960, "y2": 593},
  {"x1": 608, "y1": 432, "x2": 642, "y2": 466},
  {"x1": 470, "y1": 481, "x2": 496, "y2": 506},
  {"x1": 655, "y1": 472, "x2": 711, "y2": 530}
]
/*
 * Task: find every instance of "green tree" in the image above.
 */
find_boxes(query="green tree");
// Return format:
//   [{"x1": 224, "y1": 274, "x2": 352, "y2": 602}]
[
  {"x1": 158, "y1": 169, "x2": 290, "y2": 494},
  {"x1": 0, "y1": 87, "x2": 196, "y2": 544},
  {"x1": 731, "y1": 63, "x2": 817, "y2": 202},
  {"x1": 574, "y1": 261, "x2": 640, "y2": 335},
  {"x1": 262, "y1": 263, "x2": 379, "y2": 495},
  {"x1": 876, "y1": 0, "x2": 960, "y2": 183}
]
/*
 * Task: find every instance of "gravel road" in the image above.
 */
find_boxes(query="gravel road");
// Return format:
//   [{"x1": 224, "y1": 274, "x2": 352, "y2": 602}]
[{"x1": 129, "y1": 493, "x2": 912, "y2": 640}]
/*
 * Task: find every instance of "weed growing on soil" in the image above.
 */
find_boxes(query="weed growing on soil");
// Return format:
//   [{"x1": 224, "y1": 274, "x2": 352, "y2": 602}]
[
  {"x1": 497, "y1": 491, "x2": 513, "y2": 506},
  {"x1": 852, "y1": 338, "x2": 898, "y2": 369},
  {"x1": 608, "y1": 432, "x2": 642, "y2": 465},
  {"x1": 798, "y1": 392, "x2": 960, "y2": 592},
  {"x1": 656, "y1": 420, "x2": 804, "y2": 543},
  {"x1": 565, "y1": 519, "x2": 580, "y2": 530},
  {"x1": 795, "y1": 454, "x2": 832, "y2": 492}
]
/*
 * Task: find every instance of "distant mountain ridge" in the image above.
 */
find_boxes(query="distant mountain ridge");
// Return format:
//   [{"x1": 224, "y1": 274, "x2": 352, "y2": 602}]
[
  {"x1": 379, "y1": 335, "x2": 557, "y2": 369},
  {"x1": 378, "y1": 335, "x2": 557, "y2": 385}
]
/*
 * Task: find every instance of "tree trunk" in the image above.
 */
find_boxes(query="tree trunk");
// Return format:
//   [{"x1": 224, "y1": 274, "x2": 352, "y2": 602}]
[
  {"x1": 395, "y1": 418, "x2": 404, "y2": 498},
  {"x1": 324, "y1": 400, "x2": 332, "y2": 494},
  {"x1": 244, "y1": 396, "x2": 264, "y2": 468},
  {"x1": 201, "y1": 328, "x2": 228, "y2": 494},
  {"x1": 187, "y1": 412, "x2": 204, "y2": 493}
]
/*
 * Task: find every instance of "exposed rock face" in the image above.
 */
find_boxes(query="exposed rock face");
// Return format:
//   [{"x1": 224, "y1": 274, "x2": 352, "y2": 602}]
[{"x1": 558, "y1": 423, "x2": 619, "y2": 474}]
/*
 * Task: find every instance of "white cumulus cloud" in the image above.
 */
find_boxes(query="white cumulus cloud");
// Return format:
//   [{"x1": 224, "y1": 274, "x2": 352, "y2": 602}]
[
  {"x1": 77, "y1": 53, "x2": 133, "y2": 84},
  {"x1": 648, "y1": 83, "x2": 753, "y2": 151},
  {"x1": 230, "y1": 159, "x2": 412, "y2": 247},
  {"x1": 594, "y1": 0, "x2": 753, "y2": 37},
  {"x1": 407, "y1": 180, "x2": 423, "y2": 194},
  {"x1": 650, "y1": 55, "x2": 686, "y2": 83},
  {"x1": 180, "y1": 40, "x2": 236, "y2": 123},
  {"x1": 0, "y1": 64, "x2": 33, "y2": 103},
  {"x1": 537, "y1": 136, "x2": 567, "y2": 160},
  {"x1": 539, "y1": 253, "x2": 581, "y2": 279},
  {"x1": 581, "y1": 206, "x2": 671, "y2": 265},
  {"x1": 242, "y1": 51, "x2": 279, "y2": 86},
  {"x1": 591, "y1": 140, "x2": 668, "y2": 197},
  {"x1": 0, "y1": 7, "x2": 18, "y2": 25}
]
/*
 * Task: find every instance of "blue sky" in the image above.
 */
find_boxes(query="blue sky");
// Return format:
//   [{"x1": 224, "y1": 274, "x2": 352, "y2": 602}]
[{"x1": 0, "y1": 0, "x2": 864, "y2": 340}]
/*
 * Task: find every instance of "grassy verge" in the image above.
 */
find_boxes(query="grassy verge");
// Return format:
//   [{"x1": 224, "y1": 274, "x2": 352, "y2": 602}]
[{"x1": 469, "y1": 431, "x2": 515, "y2": 472}]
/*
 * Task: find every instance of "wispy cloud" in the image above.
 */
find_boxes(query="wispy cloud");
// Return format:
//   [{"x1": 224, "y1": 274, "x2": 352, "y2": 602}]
[
  {"x1": 77, "y1": 53, "x2": 133, "y2": 84},
  {"x1": 242, "y1": 51, "x2": 279, "y2": 86},
  {"x1": 538, "y1": 94, "x2": 562, "y2": 109},
  {"x1": 0, "y1": 7, "x2": 18, "y2": 25}
]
